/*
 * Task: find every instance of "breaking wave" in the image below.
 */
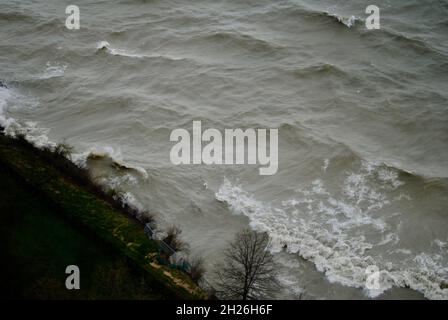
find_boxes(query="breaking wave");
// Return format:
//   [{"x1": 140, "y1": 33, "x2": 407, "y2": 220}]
[
  {"x1": 0, "y1": 84, "x2": 55, "y2": 149},
  {"x1": 72, "y1": 145, "x2": 149, "y2": 180},
  {"x1": 215, "y1": 159, "x2": 448, "y2": 299},
  {"x1": 324, "y1": 12, "x2": 361, "y2": 28},
  {"x1": 1, "y1": 84, "x2": 147, "y2": 214},
  {"x1": 276, "y1": 4, "x2": 442, "y2": 56},
  {"x1": 95, "y1": 41, "x2": 194, "y2": 63},
  {"x1": 96, "y1": 41, "x2": 146, "y2": 58},
  {"x1": 276, "y1": 5, "x2": 362, "y2": 29}
]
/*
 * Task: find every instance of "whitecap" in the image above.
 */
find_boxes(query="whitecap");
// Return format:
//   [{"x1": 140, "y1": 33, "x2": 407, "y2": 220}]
[
  {"x1": 215, "y1": 170, "x2": 448, "y2": 299},
  {"x1": 72, "y1": 145, "x2": 149, "y2": 179},
  {"x1": 96, "y1": 41, "x2": 145, "y2": 58},
  {"x1": 326, "y1": 12, "x2": 361, "y2": 28},
  {"x1": 0, "y1": 86, "x2": 56, "y2": 150}
]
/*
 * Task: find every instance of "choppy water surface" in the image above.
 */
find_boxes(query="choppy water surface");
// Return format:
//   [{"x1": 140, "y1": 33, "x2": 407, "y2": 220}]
[{"x1": 1, "y1": 0, "x2": 447, "y2": 299}]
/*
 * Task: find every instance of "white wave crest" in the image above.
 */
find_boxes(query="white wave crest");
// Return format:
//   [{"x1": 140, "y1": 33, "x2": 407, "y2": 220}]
[
  {"x1": 0, "y1": 86, "x2": 56, "y2": 150},
  {"x1": 114, "y1": 191, "x2": 144, "y2": 212},
  {"x1": 96, "y1": 41, "x2": 145, "y2": 58},
  {"x1": 1, "y1": 86, "x2": 147, "y2": 224},
  {"x1": 215, "y1": 162, "x2": 448, "y2": 299},
  {"x1": 326, "y1": 12, "x2": 360, "y2": 28},
  {"x1": 72, "y1": 145, "x2": 148, "y2": 179}
]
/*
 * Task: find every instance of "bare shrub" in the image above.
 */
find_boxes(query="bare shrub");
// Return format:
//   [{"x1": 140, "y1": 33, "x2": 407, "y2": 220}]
[
  {"x1": 163, "y1": 225, "x2": 189, "y2": 253},
  {"x1": 188, "y1": 256, "x2": 206, "y2": 284},
  {"x1": 139, "y1": 211, "x2": 156, "y2": 227},
  {"x1": 54, "y1": 141, "x2": 73, "y2": 159}
]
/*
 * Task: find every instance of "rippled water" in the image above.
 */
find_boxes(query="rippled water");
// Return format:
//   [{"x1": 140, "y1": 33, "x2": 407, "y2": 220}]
[{"x1": 1, "y1": 0, "x2": 448, "y2": 299}]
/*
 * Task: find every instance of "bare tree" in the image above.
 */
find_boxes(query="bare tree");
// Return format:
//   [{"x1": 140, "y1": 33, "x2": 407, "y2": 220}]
[{"x1": 216, "y1": 229, "x2": 280, "y2": 300}]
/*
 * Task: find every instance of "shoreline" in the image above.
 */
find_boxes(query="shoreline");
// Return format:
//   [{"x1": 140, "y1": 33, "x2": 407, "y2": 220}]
[{"x1": 0, "y1": 130, "x2": 205, "y2": 299}]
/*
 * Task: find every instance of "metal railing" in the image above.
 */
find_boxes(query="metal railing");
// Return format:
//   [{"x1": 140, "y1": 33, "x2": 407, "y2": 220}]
[{"x1": 144, "y1": 222, "x2": 216, "y2": 294}]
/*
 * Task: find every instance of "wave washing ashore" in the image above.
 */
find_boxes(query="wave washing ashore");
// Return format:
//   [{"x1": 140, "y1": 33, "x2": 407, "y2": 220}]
[
  {"x1": 1, "y1": 0, "x2": 448, "y2": 299},
  {"x1": 0, "y1": 130, "x2": 205, "y2": 299}
]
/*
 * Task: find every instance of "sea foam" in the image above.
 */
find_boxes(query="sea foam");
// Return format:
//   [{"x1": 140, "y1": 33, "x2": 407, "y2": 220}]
[{"x1": 215, "y1": 160, "x2": 448, "y2": 299}]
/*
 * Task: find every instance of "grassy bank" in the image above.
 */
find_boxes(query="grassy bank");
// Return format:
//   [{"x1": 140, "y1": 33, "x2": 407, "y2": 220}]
[{"x1": 0, "y1": 133, "x2": 205, "y2": 299}]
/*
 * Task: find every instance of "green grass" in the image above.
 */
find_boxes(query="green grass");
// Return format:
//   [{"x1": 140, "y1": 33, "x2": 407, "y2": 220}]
[
  {"x1": 0, "y1": 166, "x2": 164, "y2": 299},
  {"x1": 0, "y1": 134, "x2": 205, "y2": 299}
]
